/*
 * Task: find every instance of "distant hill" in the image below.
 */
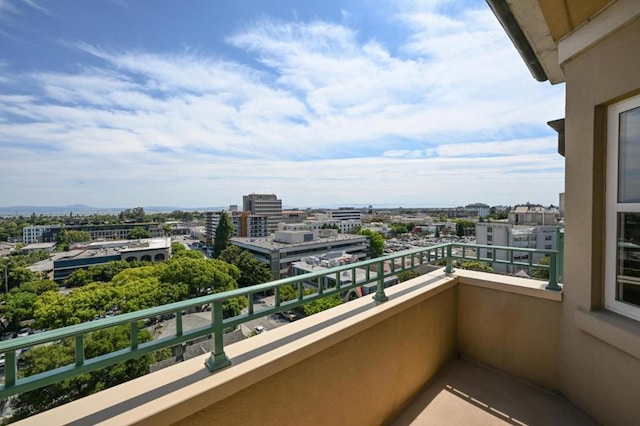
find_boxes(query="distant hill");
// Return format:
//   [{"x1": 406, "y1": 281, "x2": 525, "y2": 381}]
[
  {"x1": 0, "y1": 205, "x2": 226, "y2": 216},
  {"x1": 0, "y1": 202, "x2": 452, "y2": 217}
]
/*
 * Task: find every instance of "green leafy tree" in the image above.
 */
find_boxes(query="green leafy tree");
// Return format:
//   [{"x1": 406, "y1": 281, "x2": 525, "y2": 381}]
[
  {"x1": 458, "y1": 261, "x2": 493, "y2": 272},
  {"x1": 302, "y1": 294, "x2": 342, "y2": 316},
  {"x1": 279, "y1": 284, "x2": 299, "y2": 302},
  {"x1": 127, "y1": 227, "x2": 152, "y2": 239},
  {"x1": 397, "y1": 270, "x2": 420, "y2": 282},
  {"x1": 212, "y1": 212, "x2": 233, "y2": 258},
  {"x1": 531, "y1": 256, "x2": 550, "y2": 279},
  {"x1": 218, "y1": 245, "x2": 273, "y2": 287},
  {"x1": 357, "y1": 229, "x2": 384, "y2": 258},
  {"x1": 17, "y1": 279, "x2": 58, "y2": 295},
  {"x1": 171, "y1": 241, "x2": 186, "y2": 255},
  {"x1": 7, "y1": 266, "x2": 36, "y2": 290},
  {"x1": 0, "y1": 291, "x2": 38, "y2": 330},
  {"x1": 64, "y1": 260, "x2": 147, "y2": 287},
  {"x1": 390, "y1": 223, "x2": 409, "y2": 236}
]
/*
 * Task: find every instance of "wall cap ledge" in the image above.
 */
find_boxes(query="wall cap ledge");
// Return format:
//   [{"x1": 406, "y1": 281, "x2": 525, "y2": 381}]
[
  {"x1": 17, "y1": 271, "x2": 457, "y2": 426},
  {"x1": 455, "y1": 269, "x2": 563, "y2": 302},
  {"x1": 574, "y1": 307, "x2": 640, "y2": 360}
]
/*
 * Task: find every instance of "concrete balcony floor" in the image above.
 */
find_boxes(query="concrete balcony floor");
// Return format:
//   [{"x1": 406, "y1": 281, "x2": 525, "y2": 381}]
[{"x1": 390, "y1": 358, "x2": 595, "y2": 426}]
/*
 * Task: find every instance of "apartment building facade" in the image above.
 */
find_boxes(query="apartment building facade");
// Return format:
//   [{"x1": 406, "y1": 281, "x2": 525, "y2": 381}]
[{"x1": 242, "y1": 193, "x2": 283, "y2": 235}]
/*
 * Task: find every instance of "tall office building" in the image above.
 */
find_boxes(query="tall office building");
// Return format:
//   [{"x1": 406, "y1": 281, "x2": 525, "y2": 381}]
[{"x1": 242, "y1": 193, "x2": 283, "y2": 235}]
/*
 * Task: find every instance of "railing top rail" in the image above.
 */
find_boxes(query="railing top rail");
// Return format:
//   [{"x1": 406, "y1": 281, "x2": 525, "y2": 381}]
[{"x1": 0, "y1": 241, "x2": 559, "y2": 353}]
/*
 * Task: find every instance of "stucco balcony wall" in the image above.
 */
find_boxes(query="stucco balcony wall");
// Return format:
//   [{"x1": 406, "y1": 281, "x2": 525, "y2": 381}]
[{"x1": 18, "y1": 270, "x2": 563, "y2": 425}]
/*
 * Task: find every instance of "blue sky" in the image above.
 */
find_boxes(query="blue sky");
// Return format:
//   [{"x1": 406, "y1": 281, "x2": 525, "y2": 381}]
[{"x1": 0, "y1": 0, "x2": 565, "y2": 209}]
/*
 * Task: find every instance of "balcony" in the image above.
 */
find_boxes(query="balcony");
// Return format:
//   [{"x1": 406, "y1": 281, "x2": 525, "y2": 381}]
[{"x1": 2, "y1": 241, "x2": 595, "y2": 424}]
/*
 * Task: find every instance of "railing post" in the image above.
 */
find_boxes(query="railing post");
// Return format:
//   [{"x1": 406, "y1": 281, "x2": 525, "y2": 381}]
[
  {"x1": 545, "y1": 253, "x2": 561, "y2": 291},
  {"x1": 557, "y1": 226, "x2": 564, "y2": 283},
  {"x1": 205, "y1": 300, "x2": 231, "y2": 372},
  {"x1": 75, "y1": 335, "x2": 85, "y2": 366},
  {"x1": 445, "y1": 244, "x2": 455, "y2": 274},
  {"x1": 4, "y1": 350, "x2": 16, "y2": 389},
  {"x1": 373, "y1": 260, "x2": 388, "y2": 302}
]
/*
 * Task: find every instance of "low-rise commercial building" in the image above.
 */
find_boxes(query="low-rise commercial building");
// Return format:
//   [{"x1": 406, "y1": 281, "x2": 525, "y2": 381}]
[
  {"x1": 52, "y1": 237, "x2": 171, "y2": 281},
  {"x1": 21, "y1": 242, "x2": 57, "y2": 254},
  {"x1": 22, "y1": 223, "x2": 165, "y2": 243},
  {"x1": 231, "y1": 232, "x2": 369, "y2": 279}
]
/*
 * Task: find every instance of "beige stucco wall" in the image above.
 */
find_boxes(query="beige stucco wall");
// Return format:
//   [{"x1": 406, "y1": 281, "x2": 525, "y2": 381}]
[
  {"x1": 181, "y1": 286, "x2": 457, "y2": 426},
  {"x1": 457, "y1": 283, "x2": 561, "y2": 391},
  {"x1": 561, "y1": 15, "x2": 640, "y2": 425}
]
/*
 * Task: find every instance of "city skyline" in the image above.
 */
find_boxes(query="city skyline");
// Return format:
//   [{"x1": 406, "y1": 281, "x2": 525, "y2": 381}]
[{"x1": 0, "y1": 0, "x2": 565, "y2": 208}]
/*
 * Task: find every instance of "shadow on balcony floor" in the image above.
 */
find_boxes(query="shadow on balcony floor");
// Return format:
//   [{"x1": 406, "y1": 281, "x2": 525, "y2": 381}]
[{"x1": 388, "y1": 359, "x2": 595, "y2": 426}]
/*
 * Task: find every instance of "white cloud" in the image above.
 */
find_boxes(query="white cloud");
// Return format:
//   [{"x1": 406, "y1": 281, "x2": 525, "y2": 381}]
[{"x1": 0, "y1": 1, "x2": 565, "y2": 207}]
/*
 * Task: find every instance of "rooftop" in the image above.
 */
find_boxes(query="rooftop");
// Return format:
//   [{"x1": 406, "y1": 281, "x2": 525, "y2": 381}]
[{"x1": 231, "y1": 233, "x2": 366, "y2": 250}]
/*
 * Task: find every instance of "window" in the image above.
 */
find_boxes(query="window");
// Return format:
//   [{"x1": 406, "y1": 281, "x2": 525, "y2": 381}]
[
  {"x1": 487, "y1": 226, "x2": 492, "y2": 233},
  {"x1": 545, "y1": 235, "x2": 552, "y2": 241},
  {"x1": 545, "y1": 244, "x2": 552, "y2": 250},
  {"x1": 606, "y1": 94, "x2": 640, "y2": 320},
  {"x1": 487, "y1": 235, "x2": 492, "y2": 242}
]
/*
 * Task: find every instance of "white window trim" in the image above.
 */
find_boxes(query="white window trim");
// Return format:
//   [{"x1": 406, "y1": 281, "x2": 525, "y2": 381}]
[{"x1": 605, "y1": 94, "x2": 640, "y2": 321}]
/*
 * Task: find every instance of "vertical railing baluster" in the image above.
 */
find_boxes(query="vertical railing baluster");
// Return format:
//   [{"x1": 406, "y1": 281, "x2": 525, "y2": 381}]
[
  {"x1": 4, "y1": 350, "x2": 16, "y2": 388},
  {"x1": 75, "y1": 335, "x2": 84, "y2": 367},
  {"x1": 557, "y1": 227, "x2": 564, "y2": 283},
  {"x1": 205, "y1": 300, "x2": 231, "y2": 372},
  {"x1": 176, "y1": 310, "x2": 183, "y2": 337},
  {"x1": 131, "y1": 321, "x2": 139, "y2": 350},
  {"x1": 248, "y1": 292, "x2": 254, "y2": 315}
]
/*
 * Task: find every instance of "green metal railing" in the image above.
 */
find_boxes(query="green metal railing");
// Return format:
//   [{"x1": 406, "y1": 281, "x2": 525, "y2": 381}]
[{"x1": 0, "y1": 240, "x2": 563, "y2": 399}]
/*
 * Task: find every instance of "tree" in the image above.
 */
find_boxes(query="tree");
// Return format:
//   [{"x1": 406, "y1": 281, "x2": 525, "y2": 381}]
[
  {"x1": 531, "y1": 256, "x2": 550, "y2": 279},
  {"x1": 459, "y1": 261, "x2": 493, "y2": 272},
  {"x1": 64, "y1": 260, "x2": 146, "y2": 287},
  {"x1": 390, "y1": 223, "x2": 409, "y2": 236},
  {"x1": 455, "y1": 219, "x2": 476, "y2": 237},
  {"x1": 171, "y1": 241, "x2": 186, "y2": 255},
  {"x1": 7, "y1": 267, "x2": 36, "y2": 290},
  {"x1": 357, "y1": 229, "x2": 384, "y2": 258},
  {"x1": 0, "y1": 291, "x2": 38, "y2": 330},
  {"x1": 397, "y1": 270, "x2": 420, "y2": 282},
  {"x1": 218, "y1": 245, "x2": 273, "y2": 287},
  {"x1": 302, "y1": 294, "x2": 342, "y2": 316},
  {"x1": 212, "y1": 212, "x2": 233, "y2": 258},
  {"x1": 127, "y1": 227, "x2": 151, "y2": 239}
]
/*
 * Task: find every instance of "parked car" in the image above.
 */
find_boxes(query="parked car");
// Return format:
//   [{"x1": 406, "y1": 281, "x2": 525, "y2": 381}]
[
  {"x1": 282, "y1": 311, "x2": 299, "y2": 322},
  {"x1": 17, "y1": 328, "x2": 30, "y2": 338},
  {"x1": 254, "y1": 325, "x2": 265, "y2": 334}
]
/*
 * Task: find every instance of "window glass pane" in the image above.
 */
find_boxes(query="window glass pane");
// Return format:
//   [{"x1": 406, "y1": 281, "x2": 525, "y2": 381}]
[
  {"x1": 618, "y1": 106, "x2": 640, "y2": 202},
  {"x1": 616, "y1": 213, "x2": 640, "y2": 307}
]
